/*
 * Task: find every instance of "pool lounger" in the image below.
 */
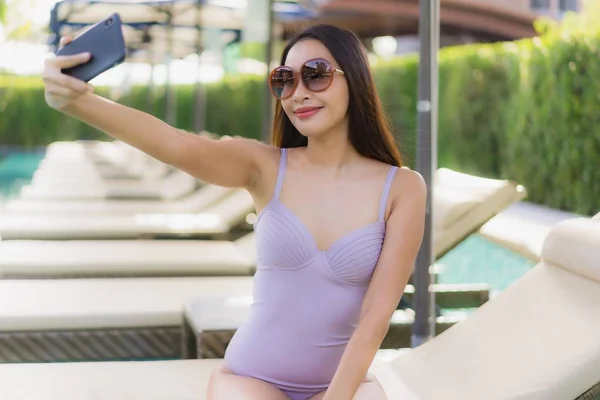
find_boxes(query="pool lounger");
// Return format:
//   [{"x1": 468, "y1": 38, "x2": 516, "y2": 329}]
[
  {"x1": 18, "y1": 169, "x2": 199, "y2": 201},
  {"x1": 0, "y1": 276, "x2": 254, "y2": 363},
  {"x1": 0, "y1": 216, "x2": 598, "y2": 399},
  {"x1": 0, "y1": 232, "x2": 257, "y2": 278},
  {"x1": 0, "y1": 188, "x2": 255, "y2": 240},
  {"x1": 2, "y1": 183, "x2": 236, "y2": 215}
]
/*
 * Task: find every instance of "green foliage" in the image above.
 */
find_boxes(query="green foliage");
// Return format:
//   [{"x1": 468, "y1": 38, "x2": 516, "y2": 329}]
[
  {"x1": 499, "y1": 32, "x2": 600, "y2": 215},
  {"x1": 0, "y1": 0, "x2": 6, "y2": 24},
  {"x1": 1, "y1": 18, "x2": 599, "y2": 215}
]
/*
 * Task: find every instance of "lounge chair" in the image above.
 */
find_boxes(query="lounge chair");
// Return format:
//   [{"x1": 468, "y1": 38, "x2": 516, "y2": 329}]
[
  {"x1": 0, "y1": 188, "x2": 255, "y2": 240},
  {"x1": 373, "y1": 215, "x2": 600, "y2": 399},
  {"x1": 0, "y1": 232, "x2": 257, "y2": 278},
  {"x1": 35, "y1": 141, "x2": 168, "y2": 181},
  {"x1": 0, "y1": 216, "x2": 597, "y2": 399},
  {"x1": 18, "y1": 169, "x2": 199, "y2": 201},
  {"x1": 432, "y1": 168, "x2": 526, "y2": 257},
  {"x1": 37, "y1": 133, "x2": 219, "y2": 182},
  {"x1": 1, "y1": 183, "x2": 236, "y2": 214},
  {"x1": 0, "y1": 168, "x2": 524, "y2": 276},
  {"x1": 0, "y1": 276, "x2": 255, "y2": 362}
]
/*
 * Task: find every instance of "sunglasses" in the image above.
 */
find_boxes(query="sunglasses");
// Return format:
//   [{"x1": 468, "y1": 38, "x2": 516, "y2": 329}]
[{"x1": 268, "y1": 58, "x2": 345, "y2": 100}]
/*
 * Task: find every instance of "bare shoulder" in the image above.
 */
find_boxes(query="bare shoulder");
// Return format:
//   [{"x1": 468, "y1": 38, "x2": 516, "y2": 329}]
[
  {"x1": 223, "y1": 136, "x2": 281, "y2": 168},
  {"x1": 390, "y1": 167, "x2": 427, "y2": 208}
]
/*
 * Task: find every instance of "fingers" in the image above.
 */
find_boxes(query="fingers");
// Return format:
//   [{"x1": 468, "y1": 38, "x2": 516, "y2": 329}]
[
  {"x1": 52, "y1": 52, "x2": 92, "y2": 69},
  {"x1": 43, "y1": 37, "x2": 92, "y2": 104},
  {"x1": 59, "y1": 36, "x2": 73, "y2": 49},
  {"x1": 43, "y1": 71, "x2": 90, "y2": 95},
  {"x1": 45, "y1": 86, "x2": 75, "y2": 98}
]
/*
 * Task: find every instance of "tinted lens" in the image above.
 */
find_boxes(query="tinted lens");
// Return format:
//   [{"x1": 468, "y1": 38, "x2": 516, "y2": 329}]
[
  {"x1": 301, "y1": 59, "x2": 334, "y2": 92},
  {"x1": 269, "y1": 67, "x2": 296, "y2": 99}
]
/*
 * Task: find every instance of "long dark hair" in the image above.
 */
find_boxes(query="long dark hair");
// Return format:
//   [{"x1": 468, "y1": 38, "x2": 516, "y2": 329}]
[{"x1": 270, "y1": 24, "x2": 403, "y2": 167}]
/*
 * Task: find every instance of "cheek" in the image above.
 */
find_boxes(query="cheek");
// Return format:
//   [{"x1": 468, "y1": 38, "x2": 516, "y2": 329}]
[
  {"x1": 281, "y1": 100, "x2": 294, "y2": 118},
  {"x1": 325, "y1": 85, "x2": 349, "y2": 119}
]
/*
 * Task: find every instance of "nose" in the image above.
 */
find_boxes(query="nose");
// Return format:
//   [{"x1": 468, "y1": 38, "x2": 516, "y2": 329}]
[{"x1": 291, "y1": 78, "x2": 311, "y2": 102}]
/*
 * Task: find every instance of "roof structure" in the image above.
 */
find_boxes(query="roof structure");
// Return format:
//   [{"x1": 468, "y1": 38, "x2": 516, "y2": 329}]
[
  {"x1": 49, "y1": 0, "x2": 318, "y2": 62},
  {"x1": 282, "y1": 0, "x2": 539, "y2": 40}
]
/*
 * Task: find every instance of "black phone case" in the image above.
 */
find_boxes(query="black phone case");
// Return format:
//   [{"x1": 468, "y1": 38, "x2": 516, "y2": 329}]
[{"x1": 57, "y1": 13, "x2": 127, "y2": 82}]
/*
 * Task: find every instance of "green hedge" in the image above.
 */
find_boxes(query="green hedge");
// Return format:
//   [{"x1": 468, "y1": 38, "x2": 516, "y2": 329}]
[{"x1": 1, "y1": 23, "x2": 598, "y2": 215}]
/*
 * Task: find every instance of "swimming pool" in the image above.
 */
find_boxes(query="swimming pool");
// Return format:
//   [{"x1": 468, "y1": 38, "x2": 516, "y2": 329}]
[
  {"x1": 0, "y1": 149, "x2": 536, "y2": 295},
  {"x1": 0, "y1": 149, "x2": 45, "y2": 203}
]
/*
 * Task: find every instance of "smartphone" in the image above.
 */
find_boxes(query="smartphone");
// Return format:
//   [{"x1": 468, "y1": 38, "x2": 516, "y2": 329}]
[{"x1": 56, "y1": 13, "x2": 127, "y2": 82}]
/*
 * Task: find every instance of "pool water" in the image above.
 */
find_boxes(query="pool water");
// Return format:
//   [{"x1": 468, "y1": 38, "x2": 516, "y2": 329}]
[
  {"x1": 0, "y1": 149, "x2": 45, "y2": 203},
  {"x1": 0, "y1": 148, "x2": 536, "y2": 295},
  {"x1": 436, "y1": 233, "x2": 536, "y2": 294}
]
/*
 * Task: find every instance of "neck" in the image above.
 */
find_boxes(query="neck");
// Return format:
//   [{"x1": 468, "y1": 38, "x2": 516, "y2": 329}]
[{"x1": 304, "y1": 123, "x2": 360, "y2": 173}]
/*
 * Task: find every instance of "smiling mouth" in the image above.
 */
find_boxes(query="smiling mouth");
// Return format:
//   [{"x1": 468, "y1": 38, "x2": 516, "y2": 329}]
[{"x1": 294, "y1": 107, "x2": 323, "y2": 119}]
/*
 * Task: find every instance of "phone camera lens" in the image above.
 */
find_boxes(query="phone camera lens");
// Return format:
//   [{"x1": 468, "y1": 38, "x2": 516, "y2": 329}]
[{"x1": 105, "y1": 18, "x2": 114, "y2": 27}]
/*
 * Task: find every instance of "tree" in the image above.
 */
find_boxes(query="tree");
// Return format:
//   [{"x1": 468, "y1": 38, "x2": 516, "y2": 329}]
[
  {"x1": 0, "y1": 0, "x2": 48, "y2": 43},
  {"x1": 0, "y1": 0, "x2": 6, "y2": 24}
]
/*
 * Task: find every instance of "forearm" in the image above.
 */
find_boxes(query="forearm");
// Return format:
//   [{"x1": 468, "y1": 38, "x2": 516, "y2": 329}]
[
  {"x1": 324, "y1": 322, "x2": 388, "y2": 400},
  {"x1": 62, "y1": 92, "x2": 184, "y2": 164}
]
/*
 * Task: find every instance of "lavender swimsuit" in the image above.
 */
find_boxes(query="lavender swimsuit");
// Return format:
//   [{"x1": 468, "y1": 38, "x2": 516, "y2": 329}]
[{"x1": 224, "y1": 148, "x2": 398, "y2": 400}]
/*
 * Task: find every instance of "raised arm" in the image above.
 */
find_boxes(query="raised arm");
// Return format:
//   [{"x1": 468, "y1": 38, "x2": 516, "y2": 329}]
[{"x1": 42, "y1": 37, "x2": 270, "y2": 190}]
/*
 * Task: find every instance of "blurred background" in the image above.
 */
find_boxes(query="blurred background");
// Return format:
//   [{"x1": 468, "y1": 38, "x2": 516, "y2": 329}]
[{"x1": 0, "y1": 0, "x2": 598, "y2": 333}]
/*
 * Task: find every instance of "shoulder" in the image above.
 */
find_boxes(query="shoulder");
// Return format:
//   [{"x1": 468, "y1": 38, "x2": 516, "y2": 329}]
[
  {"x1": 390, "y1": 167, "x2": 427, "y2": 209},
  {"x1": 226, "y1": 136, "x2": 281, "y2": 166}
]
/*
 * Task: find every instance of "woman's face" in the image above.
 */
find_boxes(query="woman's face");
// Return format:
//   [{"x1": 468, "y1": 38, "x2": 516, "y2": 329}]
[{"x1": 279, "y1": 39, "x2": 349, "y2": 139}]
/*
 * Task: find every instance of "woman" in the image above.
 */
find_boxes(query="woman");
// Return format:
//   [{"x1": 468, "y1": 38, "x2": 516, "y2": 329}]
[{"x1": 43, "y1": 24, "x2": 426, "y2": 400}]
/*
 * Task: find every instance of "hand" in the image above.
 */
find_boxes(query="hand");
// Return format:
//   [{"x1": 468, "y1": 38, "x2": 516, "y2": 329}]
[{"x1": 42, "y1": 36, "x2": 93, "y2": 110}]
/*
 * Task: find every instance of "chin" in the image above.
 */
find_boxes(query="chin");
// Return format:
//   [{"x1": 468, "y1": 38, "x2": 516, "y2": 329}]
[
  {"x1": 292, "y1": 121, "x2": 328, "y2": 138},
  {"x1": 297, "y1": 129, "x2": 326, "y2": 138}
]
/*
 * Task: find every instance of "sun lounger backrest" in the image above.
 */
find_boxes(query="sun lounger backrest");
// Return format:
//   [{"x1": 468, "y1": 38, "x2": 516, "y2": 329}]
[
  {"x1": 542, "y1": 217, "x2": 600, "y2": 282},
  {"x1": 433, "y1": 168, "x2": 522, "y2": 229},
  {"x1": 389, "y1": 217, "x2": 600, "y2": 400}
]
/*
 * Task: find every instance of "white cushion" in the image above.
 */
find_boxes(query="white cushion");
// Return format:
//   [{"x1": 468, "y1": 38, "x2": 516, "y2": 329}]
[
  {"x1": 4, "y1": 184, "x2": 233, "y2": 215},
  {"x1": 0, "y1": 277, "x2": 253, "y2": 331},
  {"x1": 0, "y1": 359, "x2": 221, "y2": 400},
  {"x1": 479, "y1": 203, "x2": 585, "y2": 261},
  {"x1": 542, "y1": 217, "x2": 600, "y2": 282},
  {"x1": 0, "y1": 358, "x2": 421, "y2": 400},
  {"x1": 0, "y1": 212, "x2": 229, "y2": 240},
  {"x1": 0, "y1": 239, "x2": 254, "y2": 277}
]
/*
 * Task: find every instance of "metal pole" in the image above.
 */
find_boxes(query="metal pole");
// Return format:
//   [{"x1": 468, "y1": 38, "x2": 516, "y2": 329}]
[
  {"x1": 262, "y1": 0, "x2": 275, "y2": 142},
  {"x1": 194, "y1": 1, "x2": 206, "y2": 132},
  {"x1": 412, "y1": 0, "x2": 440, "y2": 348},
  {"x1": 166, "y1": 12, "x2": 176, "y2": 126}
]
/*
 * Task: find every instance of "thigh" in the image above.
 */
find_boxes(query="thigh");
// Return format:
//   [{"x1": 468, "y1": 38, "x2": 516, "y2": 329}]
[
  {"x1": 308, "y1": 374, "x2": 387, "y2": 400},
  {"x1": 207, "y1": 362, "x2": 290, "y2": 400}
]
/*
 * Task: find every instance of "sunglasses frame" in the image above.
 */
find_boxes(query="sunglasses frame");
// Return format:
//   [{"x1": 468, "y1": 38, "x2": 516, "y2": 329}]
[{"x1": 268, "y1": 58, "x2": 345, "y2": 100}]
